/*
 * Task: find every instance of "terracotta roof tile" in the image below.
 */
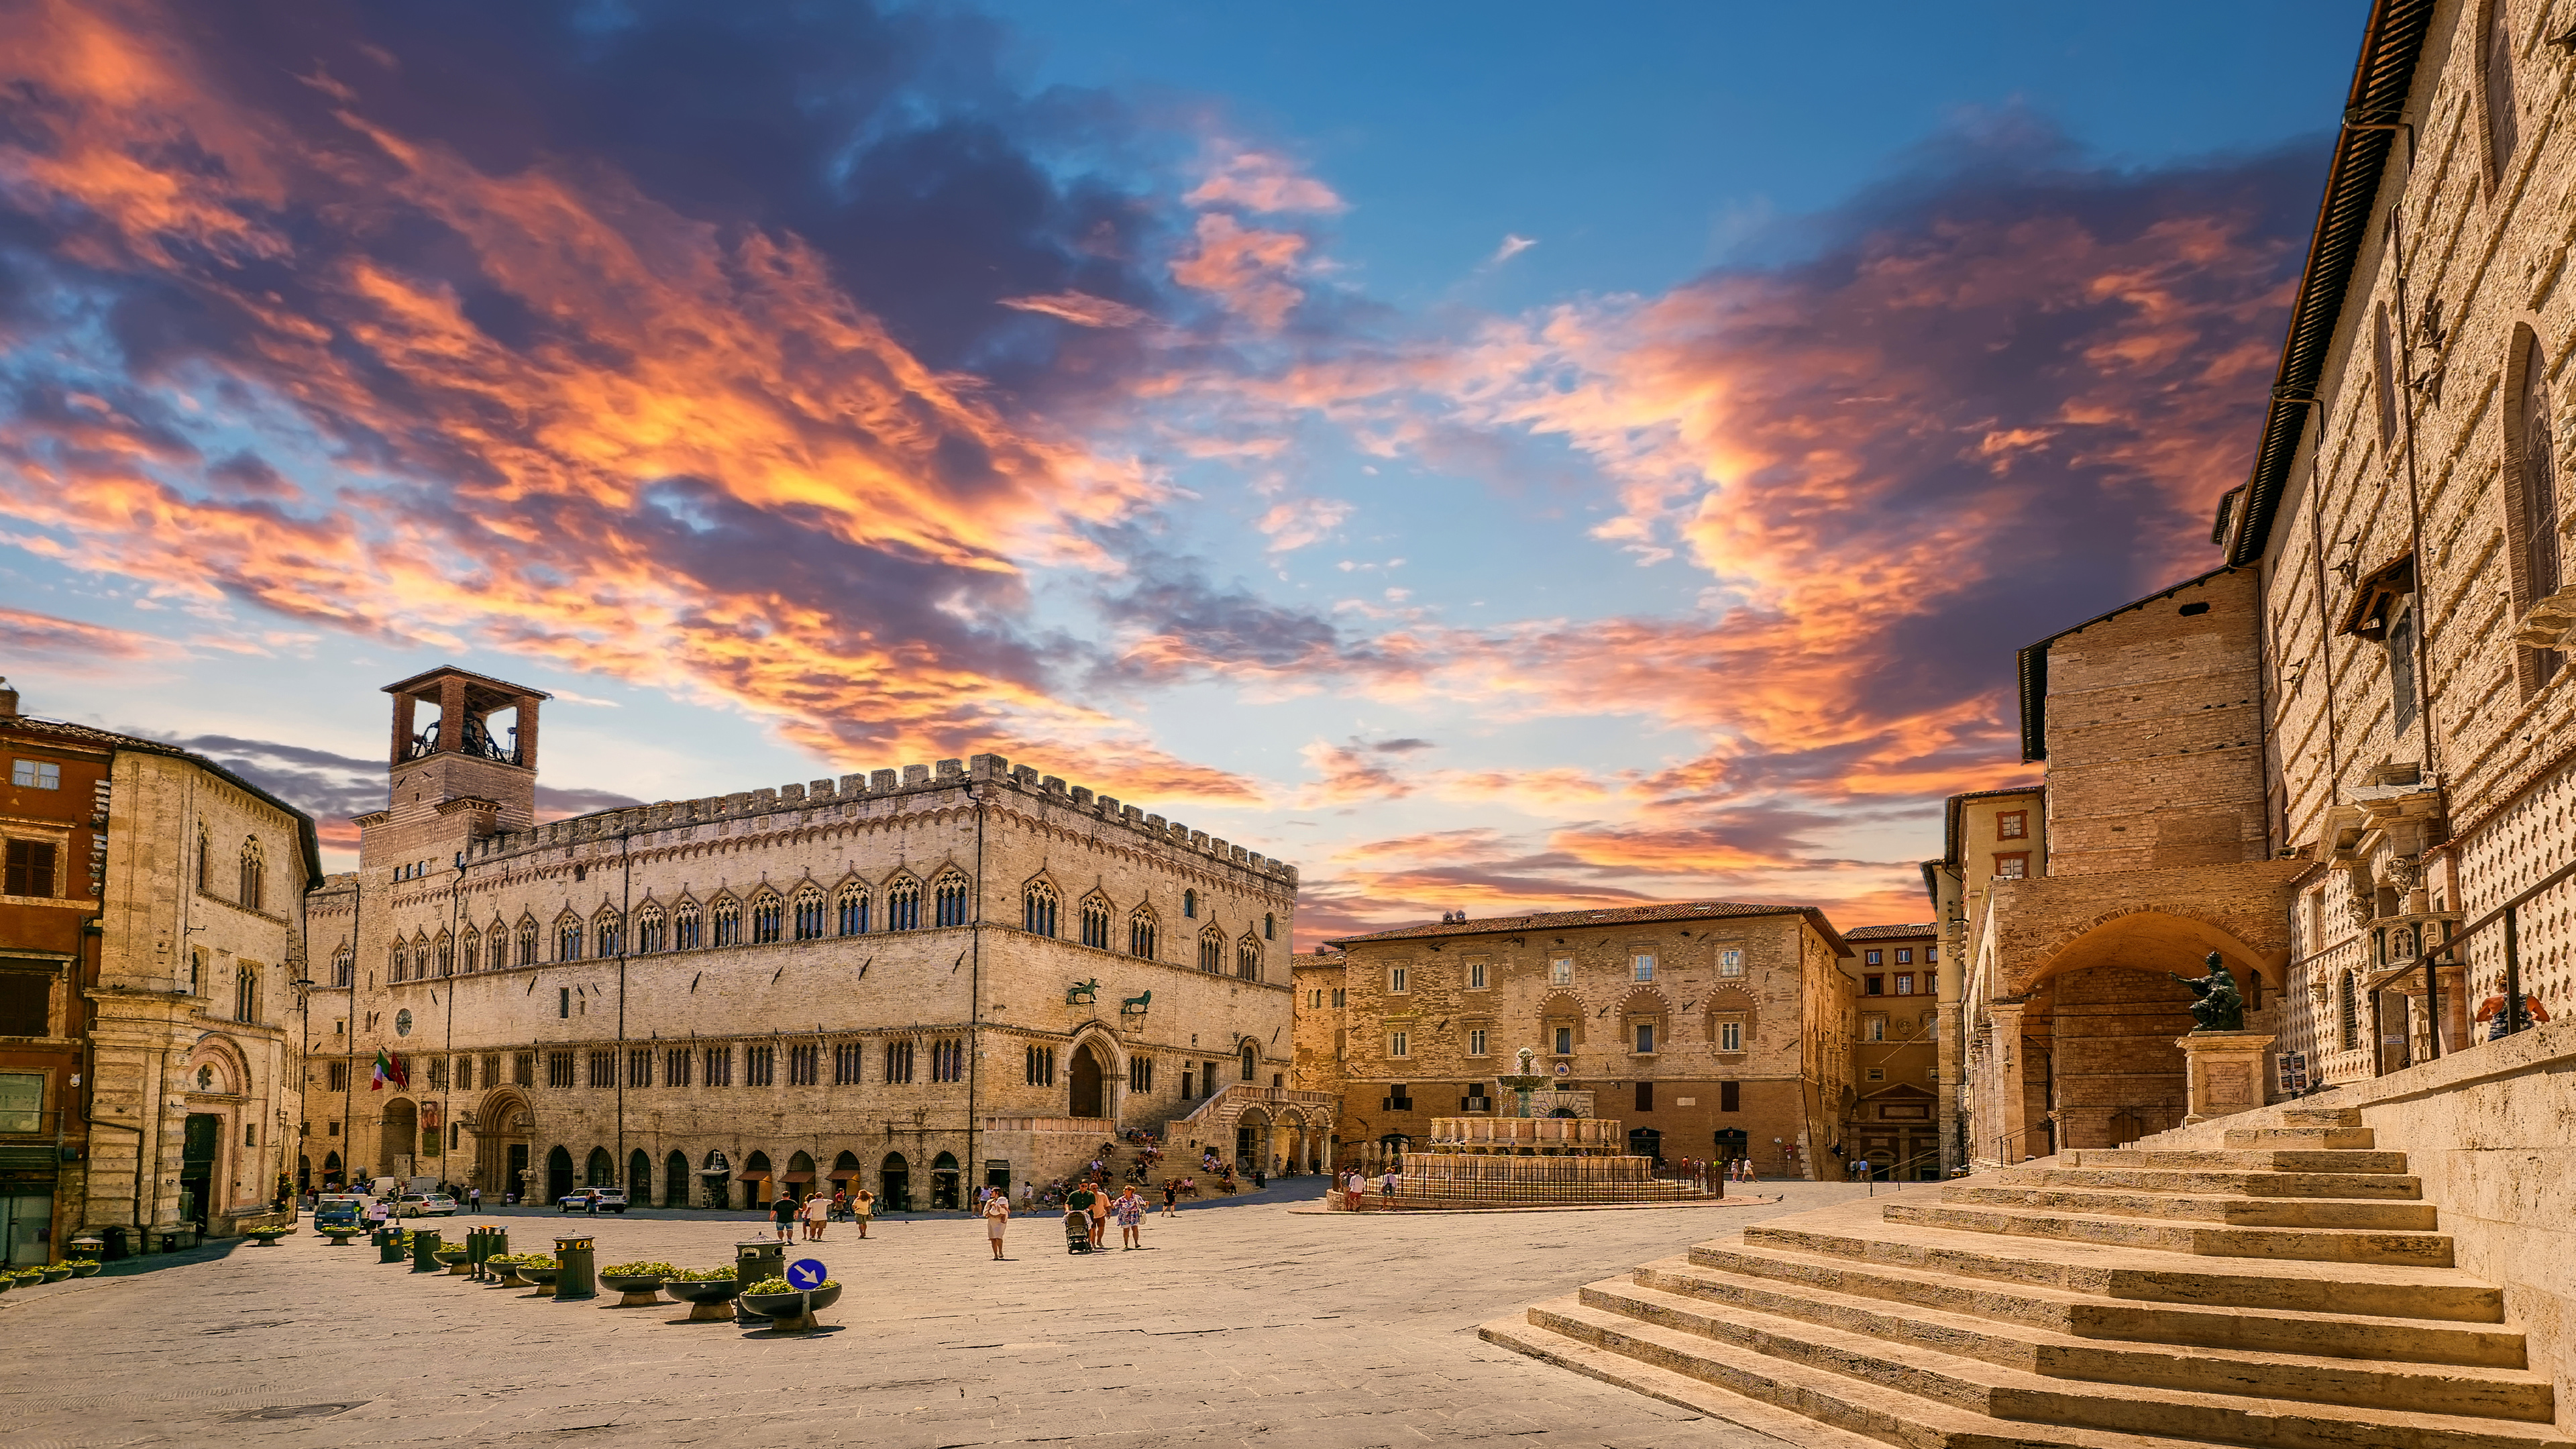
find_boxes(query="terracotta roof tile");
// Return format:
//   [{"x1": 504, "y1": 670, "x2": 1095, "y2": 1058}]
[
  {"x1": 1843, "y1": 922, "x2": 1938, "y2": 940},
  {"x1": 1325, "y1": 899, "x2": 1852, "y2": 957}
]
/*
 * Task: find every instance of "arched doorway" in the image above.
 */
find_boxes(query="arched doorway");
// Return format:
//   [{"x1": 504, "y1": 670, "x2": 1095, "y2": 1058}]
[
  {"x1": 323, "y1": 1151, "x2": 342, "y2": 1190},
  {"x1": 1069, "y1": 1042, "x2": 1107, "y2": 1118},
  {"x1": 880, "y1": 1152, "x2": 910, "y2": 1212},
  {"x1": 545, "y1": 1146, "x2": 574, "y2": 1203},
  {"x1": 700, "y1": 1150, "x2": 731, "y2": 1210},
  {"x1": 472, "y1": 1091, "x2": 531, "y2": 1199},
  {"x1": 1627, "y1": 1127, "x2": 1663, "y2": 1165},
  {"x1": 663, "y1": 1150, "x2": 689, "y2": 1207},
  {"x1": 380, "y1": 1097, "x2": 419, "y2": 1179},
  {"x1": 786, "y1": 1150, "x2": 816, "y2": 1198},
  {"x1": 741, "y1": 1151, "x2": 773, "y2": 1210},
  {"x1": 1236, "y1": 1107, "x2": 1267, "y2": 1171},
  {"x1": 829, "y1": 1151, "x2": 861, "y2": 1193},
  {"x1": 628, "y1": 1149, "x2": 651, "y2": 1201},
  {"x1": 930, "y1": 1151, "x2": 961, "y2": 1210},
  {"x1": 584, "y1": 1148, "x2": 614, "y2": 1187},
  {"x1": 180, "y1": 1113, "x2": 220, "y2": 1230}
]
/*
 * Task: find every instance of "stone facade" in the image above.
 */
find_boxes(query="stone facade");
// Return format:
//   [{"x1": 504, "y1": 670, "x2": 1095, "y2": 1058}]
[
  {"x1": 1925, "y1": 784, "x2": 2045, "y2": 1170},
  {"x1": 1844, "y1": 924, "x2": 1941, "y2": 1181},
  {"x1": 1316, "y1": 902, "x2": 1857, "y2": 1180},
  {"x1": 0, "y1": 680, "x2": 314, "y2": 1252},
  {"x1": 310, "y1": 666, "x2": 1309, "y2": 1212}
]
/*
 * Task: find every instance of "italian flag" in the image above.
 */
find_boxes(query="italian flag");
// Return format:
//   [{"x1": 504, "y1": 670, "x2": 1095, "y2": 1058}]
[{"x1": 370, "y1": 1049, "x2": 407, "y2": 1091}]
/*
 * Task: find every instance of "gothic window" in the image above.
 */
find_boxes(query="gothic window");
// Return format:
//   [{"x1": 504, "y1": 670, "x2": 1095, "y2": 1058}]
[
  {"x1": 196, "y1": 828, "x2": 210, "y2": 891},
  {"x1": 433, "y1": 932, "x2": 453, "y2": 977},
  {"x1": 1264, "y1": 912, "x2": 1275, "y2": 941},
  {"x1": 833, "y1": 1042, "x2": 863, "y2": 1085},
  {"x1": 234, "y1": 967, "x2": 258, "y2": 1022},
  {"x1": 837, "y1": 885, "x2": 869, "y2": 936},
  {"x1": 411, "y1": 934, "x2": 429, "y2": 981},
  {"x1": 1236, "y1": 936, "x2": 1262, "y2": 982},
  {"x1": 704, "y1": 1045, "x2": 733, "y2": 1087},
  {"x1": 2510, "y1": 327, "x2": 2565, "y2": 690},
  {"x1": 934, "y1": 872, "x2": 970, "y2": 928},
  {"x1": 788, "y1": 1043, "x2": 817, "y2": 1085},
  {"x1": 672, "y1": 900, "x2": 702, "y2": 951},
  {"x1": 2388, "y1": 600, "x2": 2420, "y2": 735},
  {"x1": 594, "y1": 908, "x2": 622, "y2": 958},
  {"x1": 388, "y1": 941, "x2": 407, "y2": 983},
  {"x1": 517, "y1": 918, "x2": 539, "y2": 967},
  {"x1": 1199, "y1": 927, "x2": 1224, "y2": 973},
  {"x1": 557, "y1": 916, "x2": 584, "y2": 961},
  {"x1": 1079, "y1": 896, "x2": 1111, "y2": 950},
  {"x1": 2482, "y1": 0, "x2": 2520, "y2": 187},
  {"x1": 635, "y1": 906, "x2": 665, "y2": 954},
  {"x1": 456, "y1": 1055, "x2": 474, "y2": 1089},
  {"x1": 459, "y1": 928, "x2": 479, "y2": 975},
  {"x1": 885, "y1": 879, "x2": 920, "y2": 932},
  {"x1": 665, "y1": 1046, "x2": 692, "y2": 1087},
  {"x1": 792, "y1": 885, "x2": 826, "y2": 941},
  {"x1": 629, "y1": 1049, "x2": 651, "y2": 1087},
  {"x1": 745, "y1": 1044, "x2": 774, "y2": 1086},
  {"x1": 1023, "y1": 880, "x2": 1059, "y2": 937},
  {"x1": 930, "y1": 1038, "x2": 963, "y2": 1083},
  {"x1": 1129, "y1": 912, "x2": 1158, "y2": 960},
  {"x1": 331, "y1": 944, "x2": 354, "y2": 987},
  {"x1": 1026, "y1": 1044, "x2": 1056, "y2": 1085},
  {"x1": 883, "y1": 1039, "x2": 915, "y2": 1085},
  {"x1": 1183, "y1": 889, "x2": 1197, "y2": 918},
  {"x1": 749, "y1": 892, "x2": 783, "y2": 945},
  {"x1": 237, "y1": 838, "x2": 265, "y2": 912},
  {"x1": 710, "y1": 896, "x2": 741, "y2": 948},
  {"x1": 1239, "y1": 1040, "x2": 1258, "y2": 1083}
]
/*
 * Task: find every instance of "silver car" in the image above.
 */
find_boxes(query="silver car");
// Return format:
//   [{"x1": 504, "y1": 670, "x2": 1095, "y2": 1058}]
[{"x1": 396, "y1": 1193, "x2": 458, "y2": 1218}]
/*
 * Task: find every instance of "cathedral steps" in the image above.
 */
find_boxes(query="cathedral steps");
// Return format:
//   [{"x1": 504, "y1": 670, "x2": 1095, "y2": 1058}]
[
  {"x1": 1483, "y1": 1110, "x2": 2573, "y2": 1449},
  {"x1": 2062, "y1": 1150, "x2": 2414, "y2": 1177}
]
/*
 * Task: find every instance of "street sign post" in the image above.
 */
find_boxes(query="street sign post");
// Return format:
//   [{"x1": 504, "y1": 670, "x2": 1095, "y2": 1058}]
[{"x1": 785, "y1": 1256, "x2": 826, "y2": 1330}]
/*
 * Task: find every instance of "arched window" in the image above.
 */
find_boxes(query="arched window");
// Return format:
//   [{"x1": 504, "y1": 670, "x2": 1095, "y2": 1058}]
[
  {"x1": 237, "y1": 838, "x2": 265, "y2": 912},
  {"x1": 1236, "y1": 936, "x2": 1262, "y2": 982},
  {"x1": 1199, "y1": 927, "x2": 1224, "y2": 974},
  {"x1": 517, "y1": 918, "x2": 539, "y2": 967},
  {"x1": 2337, "y1": 970, "x2": 2359, "y2": 1050},
  {"x1": 489, "y1": 921, "x2": 511, "y2": 971},
  {"x1": 793, "y1": 885, "x2": 826, "y2": 941},
  {"x1": 1023, "y1": 881, "x2": 1059, "y2": 937},
  {"x1": 934, "y1": 873, "x2": 971, "y2": 928},
  {"x1": 1130, "y1": 912, "x2": 1157, "y2": 960},
  {"x1": 885, "y1": 878, "x2": 921, "y2": 932},
  {"x1": 331, "y1": 943, "x2": 354, "y2": 988},
  {"x1": 234, "y1": 966, "x2": 258, "y2": 1022},
  {"x1": 672, "y1": 900, "x2": 702, "y2": 951},
  {"x1": 837, "y1": 885, "x2": 869, "y2": 936},
  {"x1": 195, "y1": 828, "x2": 210, "y2": 891},
  {"x1": 460, "y1": 928, "x2": 480, "y2": 975},
  {"x1": 388, "y1": 940, "x2": 407, "y2": 983},
  {"x1": 433, "y1": 932, "x2": 453, "y2": 977},
  {"x1": 634, "y1": 906, "x2": 665, "y2": 954},
  {"x1": 710, "y1": 896, "x2": 741, "y2": 947},
  {"x1": 557, "y1": 916, "x2": 584, "y2": 961},
  {"x1": 411, "y1": 934, "x2": 429, "y2": 981},
  {"x1": 594, "y1": 908, "x2": 623, "y2": 958},
  {"x1": 1183, "y1": 889, "x2": 1197, "y2": 918},
  {"x1": 1239, "y1": 1040, "x2": 1258, "y2": 1083},
  {"x1": 750, "y1": 892, "x2": 784, "y2": 945},
  {"x1": 2510, "y1": 326, "x2": 2565, "y2": 691},
  {"x1": 2482, "y1": 0, "x2": 2519, "y2": 186},
  {"x1": 1080, "y1": 896, "x2": 1111, "y2": 950},
  {"x1": 1264, "y1": 912, "x2": 1276, "y2": 941}
]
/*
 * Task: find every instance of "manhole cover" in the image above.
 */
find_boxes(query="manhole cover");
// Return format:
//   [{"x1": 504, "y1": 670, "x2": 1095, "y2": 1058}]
[{"x1": 222, "y1": 1403, "x2": 366, "y2": 1423}]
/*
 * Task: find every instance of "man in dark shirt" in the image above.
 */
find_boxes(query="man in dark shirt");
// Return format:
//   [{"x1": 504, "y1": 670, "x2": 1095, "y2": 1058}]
[
  {"x1": 771, "y1": 1193, "x2": 798, "y2": 1242},
  {"x1": 1066, "y1": 1183, "x2": 1099, "y2": 1250}
]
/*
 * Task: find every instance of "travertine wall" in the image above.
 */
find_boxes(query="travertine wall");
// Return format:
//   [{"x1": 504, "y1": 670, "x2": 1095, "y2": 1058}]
[{"x1": 314, "y1": 717, "x2": 1299, "y2": 1207}]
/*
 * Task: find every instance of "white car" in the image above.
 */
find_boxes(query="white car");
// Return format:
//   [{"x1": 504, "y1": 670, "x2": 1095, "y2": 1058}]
[{"x1": 395, "y1": 1193, "x2": 458, "y2": 1218}]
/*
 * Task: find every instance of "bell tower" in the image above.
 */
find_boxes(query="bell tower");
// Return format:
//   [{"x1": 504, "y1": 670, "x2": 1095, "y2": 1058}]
[{"x1": 362, "y1": 667, "x2": 549, "y2": 867}]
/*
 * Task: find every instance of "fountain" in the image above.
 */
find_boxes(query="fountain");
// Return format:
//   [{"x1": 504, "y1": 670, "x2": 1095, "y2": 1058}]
[{"x1": 1350, "y1": 1048, "x2": 1713, "y2": 1210}]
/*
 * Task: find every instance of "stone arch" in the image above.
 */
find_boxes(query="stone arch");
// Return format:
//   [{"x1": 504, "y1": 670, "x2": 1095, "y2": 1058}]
[
  {"x1": 1068, "y1": 1032, "x2": 1115, "y2": 1119},
  {"x1": 584, "y1": 1146, "x2": 614, "y2": 1187},
  {"x1": 749, "y1": 885, "x2": 786, "y2": 944},
  {"x1": 1022, "y1": 873, "x2": 1061, "y2": 936},
  {"x1": 1538, "y1": 991, "x2": 1586, "y2": 1053},
  {"x1": 627, "y1": 1148, "x2": 651, "y2": 1199},
  {"x1": 663, "y1": 1150, "x2": 690, "y2": 1207},
  {"x1": 474, "y1": 1089, "x2": 534, "y2": 1197},
  {"x1": 708, "y1": 890, "x2": 743, "y2": 947},
  {"x1": 380, "y1": 1097, "x2": 419, "y2": 1175},
  {"x1": 882, "y1": 871, "x2": 923, "y2": 932},
  {"x1": 545, "y1": 1144, "x2": 574, "y2": 1202}
]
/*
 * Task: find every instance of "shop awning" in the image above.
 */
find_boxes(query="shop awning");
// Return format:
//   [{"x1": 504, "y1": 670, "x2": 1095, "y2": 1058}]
[{"x1": 781, "y1": 1170, "x2": 814, "y2": 1182}]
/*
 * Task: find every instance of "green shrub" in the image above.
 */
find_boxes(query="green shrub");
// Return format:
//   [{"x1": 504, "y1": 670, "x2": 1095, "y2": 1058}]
[
  {"x1": 600, "y1": 1260, "x2": 678, "y2": 1278},
  {"x1": 672, "y1": 1265, "x2": 736, "y2": 1281},
  {"x1": 743, "y1": 1276, "x2": 837, "y2": 1295}
]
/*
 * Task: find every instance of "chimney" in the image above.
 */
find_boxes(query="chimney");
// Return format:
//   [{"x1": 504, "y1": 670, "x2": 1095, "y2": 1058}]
[{"x1": 0, "y1": 677, "x2": 17, "y2": 718}]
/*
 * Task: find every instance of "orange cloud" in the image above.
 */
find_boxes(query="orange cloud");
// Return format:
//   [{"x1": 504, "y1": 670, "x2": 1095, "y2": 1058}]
[
  {"x1": 1184, "y1": 150, "x2": 1346, "y2": 215},
  {"x1": 1170, "y1": 213, "x2": 1309, "y2": 329}
]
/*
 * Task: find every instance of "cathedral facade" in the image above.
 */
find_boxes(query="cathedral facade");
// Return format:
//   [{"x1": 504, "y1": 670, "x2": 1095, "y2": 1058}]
[{"x1": 306, "y1": 667, "x2": 1308, "y2": 1210}]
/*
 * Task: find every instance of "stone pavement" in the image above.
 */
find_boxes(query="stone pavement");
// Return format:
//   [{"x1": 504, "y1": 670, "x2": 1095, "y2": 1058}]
[{"x1": 0, "y1": 1179, "x2": 1878, "y2": 1448}]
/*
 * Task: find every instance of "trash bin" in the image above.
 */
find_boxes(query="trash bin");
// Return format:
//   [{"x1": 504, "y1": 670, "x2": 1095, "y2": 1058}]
[
  {"x1": 99, "y1": 1226, "x2": 130, "y2": 1261},
  {"x1": 552, "y1": 1234, "x2": 596, "y2": 1301},
  {"x1": 733, "y1": 1239, "x2": 784, "y2": 1323}
]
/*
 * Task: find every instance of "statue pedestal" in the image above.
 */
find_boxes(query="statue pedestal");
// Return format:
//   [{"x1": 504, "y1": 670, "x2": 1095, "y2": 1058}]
[{"x1": 2176, "y1": 1031, "x2": 2274, "y2": 1125}]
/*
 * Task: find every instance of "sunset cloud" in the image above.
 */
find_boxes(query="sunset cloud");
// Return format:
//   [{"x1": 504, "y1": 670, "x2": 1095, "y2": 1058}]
[{"x1": 1184, "y1": 150, "x2": 1347, "y2": 215}]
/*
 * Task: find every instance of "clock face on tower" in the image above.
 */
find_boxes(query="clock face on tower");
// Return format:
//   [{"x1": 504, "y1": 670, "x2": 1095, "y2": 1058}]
[{"x1": 395, "y1": 1009, "x2": 413, "y2": 1036}]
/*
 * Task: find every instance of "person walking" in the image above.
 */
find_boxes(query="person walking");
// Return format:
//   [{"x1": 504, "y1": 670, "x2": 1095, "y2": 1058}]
[
  {"x1": 1086, "y1": 1179, "x2": 1110, "y2": 1248},
  {"x1": 853, "y1": 1186, "x2": 875, "y2": 1240},
  {"x1": 771, "y1": 1191, "x2": 798, "y2": 1243},
  {"x1": 982, "y1": 1190, "x2": 1010, "y2": 1260},
  {"x1": 1065, "y1": 1179, "x2": 1097, "y2": 1250},
  {"x1": 803, "y1": 1189, "x2": 829, "y2": 1242},
  {"x1": 1114, "y1": 1185, "x2": 1145, "y2": 1249}
]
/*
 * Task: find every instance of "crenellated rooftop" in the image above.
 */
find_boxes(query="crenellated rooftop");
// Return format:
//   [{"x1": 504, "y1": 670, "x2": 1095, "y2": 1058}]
[{"x1": 460, "y1": 751, "x2": 1296, "y2": 884}]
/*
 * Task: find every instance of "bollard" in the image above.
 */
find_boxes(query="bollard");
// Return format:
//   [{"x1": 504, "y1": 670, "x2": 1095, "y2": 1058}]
[
  {"x1": 484, "y1": 1227, "x2": 508, "y2": 1282},
  {"x1": 462, "y1": 1226, "x2": 484, "y2": 1280},
  {"x1": 410, "y1": 1227, "x2": 442, "y2": 1273},
  {"x1": 733, "y1": 1239, "x2": 784, "y2": 1324},
  {"x1": 552, "y1": 1234, "x2": 597, "y2": 1301}
]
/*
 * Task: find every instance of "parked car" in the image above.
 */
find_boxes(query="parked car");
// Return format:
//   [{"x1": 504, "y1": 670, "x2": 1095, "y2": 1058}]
[
  {"x1": 395, "y1": 1193, "x2": 458, "y2": 1218},
  {"x1": 313, "y1": 1194, "x2": 366, "y2": 1230},
  {"x1": 558, "y1": 1188, "x2": 628, "y2": 1214}
]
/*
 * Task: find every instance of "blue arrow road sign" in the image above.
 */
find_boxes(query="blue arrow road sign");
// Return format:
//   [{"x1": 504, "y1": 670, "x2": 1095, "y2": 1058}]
[{"x1": 786, "y1": 1258, "x2": 827, "y2": 1291}]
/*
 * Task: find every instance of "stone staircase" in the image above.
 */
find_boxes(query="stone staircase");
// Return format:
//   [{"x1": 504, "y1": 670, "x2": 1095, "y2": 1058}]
[{"x1": 1483, "y1": 1108, "x2": 2573, "y2": 1449}]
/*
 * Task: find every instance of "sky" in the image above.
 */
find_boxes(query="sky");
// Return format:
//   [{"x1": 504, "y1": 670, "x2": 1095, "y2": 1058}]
[{"x1": 0, "y1": 0, "x2": 2363, "y2": 943}]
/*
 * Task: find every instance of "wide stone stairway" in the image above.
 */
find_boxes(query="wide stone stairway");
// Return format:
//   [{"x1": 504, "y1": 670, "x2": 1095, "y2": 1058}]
[{"x1": 1483, "y1": 1108, "x2": 2574, "y2": 1449}]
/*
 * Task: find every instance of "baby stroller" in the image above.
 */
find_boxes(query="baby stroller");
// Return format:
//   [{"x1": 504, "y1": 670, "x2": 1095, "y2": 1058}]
[{"x1": 1063, "y1": 1209, "x2": 1094, "y2": 1254}]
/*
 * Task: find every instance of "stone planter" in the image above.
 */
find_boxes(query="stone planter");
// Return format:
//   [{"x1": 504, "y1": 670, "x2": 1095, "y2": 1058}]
[
  {"x1": 663, "y1": 1277, "x2": 743, "y2": 1322},
  {"x1": 68, "y1": 1260, "x2": 103, "y2": 1277},
  {"x1": 435, "y1": 1246, "x2": 474, "y2": 1275},
  {"x1": 39, "y1": 1265, "x2": 72, "y2": 1283},
  {"x1": 517, "y1": 1262, "x2": 561, "y2": 1289},
  {"x1": 492, "y1": 1260, "x2": 535, "y2": 1288},
  {"x1": 598, "y1": 1273, "x2": 666, "y2": 1307},
  {"x1": 740, "y1": 1283, "x2": 841, "y2": 1332}
]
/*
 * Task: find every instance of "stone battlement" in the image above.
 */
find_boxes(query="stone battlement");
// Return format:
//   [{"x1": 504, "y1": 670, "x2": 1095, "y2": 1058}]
[{"x1": 463, "y1": 751, "x2": 1295, "y2": 883}]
